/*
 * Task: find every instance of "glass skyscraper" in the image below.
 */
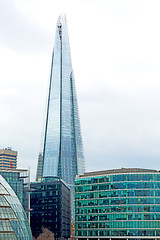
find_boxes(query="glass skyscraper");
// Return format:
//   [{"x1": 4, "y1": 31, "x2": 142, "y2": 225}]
[{"x1": 36, "y1": 15, "x2": 85, "y2": 217}]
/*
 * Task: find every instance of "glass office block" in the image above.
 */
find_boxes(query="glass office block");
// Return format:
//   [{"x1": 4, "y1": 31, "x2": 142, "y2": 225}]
[{"x1": 75, "y1": 169, "x2": 160, "y2": 238}]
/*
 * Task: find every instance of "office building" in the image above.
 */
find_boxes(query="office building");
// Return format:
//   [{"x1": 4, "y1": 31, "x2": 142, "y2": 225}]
[
  {"x1": 0, "y1": 168, "x2": 30, "y2": 216},
  {"x1": 0, "y1": 174, "x2": 32, "y2": 239},
  {"x1": 75, "y1": 168, "x2": 160, "y2": 239},
  {"x1": 36, "y1": 14, "x2": 85, "y2": 217},
  {"x1": 0, "y1": 147, "x2": 17, "y2": 169},
  {"x1": 30, "y1": 177, "x2": 71, "y2": 239}
]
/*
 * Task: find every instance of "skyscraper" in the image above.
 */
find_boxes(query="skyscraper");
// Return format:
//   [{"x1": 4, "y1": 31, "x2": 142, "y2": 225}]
[{"x1": 36, "y1": 15, "x2": 85, "y2": 217}]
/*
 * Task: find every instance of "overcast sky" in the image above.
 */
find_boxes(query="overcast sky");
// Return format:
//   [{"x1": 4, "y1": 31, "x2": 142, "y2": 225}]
[{"x1": 1, "y1": 0, "x2": 160, "y2": 180}]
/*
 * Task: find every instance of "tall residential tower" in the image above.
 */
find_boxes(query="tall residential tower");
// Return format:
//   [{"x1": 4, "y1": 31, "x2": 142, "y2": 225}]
[{"x1": 36, "y1": 15, "x2": 85, "y2": 217}]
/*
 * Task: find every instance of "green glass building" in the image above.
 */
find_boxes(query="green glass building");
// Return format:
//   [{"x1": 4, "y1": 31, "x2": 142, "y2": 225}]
[
  {"x1": 0, "y1": 174, "x2": 32, "y2": 239},
  {"x1": 75, "y1": 168, "x2": 160, "y2": 239},
  {"x1": 0, "y1": 169, "x2": 29, "y2": 215}
]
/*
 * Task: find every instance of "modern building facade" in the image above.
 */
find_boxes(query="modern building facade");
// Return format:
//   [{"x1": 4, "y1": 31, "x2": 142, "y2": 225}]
[
  {"x1": 0, "y1": 174, "x2": 32, "y2": 239},
  {"x1": 36, "y1": 14, "x2": 85, "y2": 217},
  {"x1": 75, "y1": 168, "x2": 160, "y2": 239},
  {"x1": 30, "y1": 177, "x2": 71, "y2": 239},
  {"x1": 0, "y1": 168, "x2": 30, "y2": 216},
  {"x1": 0, "y1": 147, "x2": 17, "y2": 169}
]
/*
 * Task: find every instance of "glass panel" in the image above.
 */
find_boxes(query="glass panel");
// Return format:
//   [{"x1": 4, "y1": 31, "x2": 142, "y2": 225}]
[{"x1": 75, "y1": 172, "x2": 160, "y2": 237}]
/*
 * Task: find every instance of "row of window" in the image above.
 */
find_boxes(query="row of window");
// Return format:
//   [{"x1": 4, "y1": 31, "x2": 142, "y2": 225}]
[
  {"x1": 0, "y1": 163, "x2": 16, "y2": 166},
  {"x1": 34, "y1": 184, "x2": 59, "y2": 190},
  {"x1": 75, "y1": 229, "x2": 160, "y2": 237},
  {"x1": 0, "y1": 153, "x2": 16, "y2": 157},
  {"x1": 75, "y1": 174, "x2": 160, "y2": 186},
  {"x1": 76, "y1": 220, "x2": 160, "y2": 229},
  {"x1": 75, "y1": 205, "x2": 160, "y2": 214},
  {"x1": 0, "y1": 172, "x2": 20, "y2": 181},
  {"x1": 75, "y1": 197, "x2": 160, "y2": 207},
  {"x1": 75, "y1": 213, "x2": 160, "y2": 221},
  {"x1": 75, "y1": 182, "x2": 160, "y2": 192},
  {"x1": 75, "y1": 189, "x2": 160, "y2": 200}
]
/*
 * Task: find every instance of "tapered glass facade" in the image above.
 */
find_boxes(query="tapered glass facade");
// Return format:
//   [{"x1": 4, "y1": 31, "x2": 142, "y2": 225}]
[
  {"x1": 75, "y1": 168, "x2": 160, "y2": 239},
  {"x1": 36, "y1": 15, "x2": 85, "y2": 217}
]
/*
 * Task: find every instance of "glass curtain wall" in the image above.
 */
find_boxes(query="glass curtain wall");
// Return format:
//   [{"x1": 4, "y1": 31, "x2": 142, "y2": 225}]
[
  {"x1": 36, "y1": 15, "x2": 85, "y2": 218},
  {"x1": 75, "y1": 170, "x2": 160, "y2": 238}
]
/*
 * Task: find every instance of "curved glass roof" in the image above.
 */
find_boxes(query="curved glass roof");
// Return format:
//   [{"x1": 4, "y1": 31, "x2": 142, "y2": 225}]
[{"x1": 0, "y1": 174, "x2": 32, "y2": 239}]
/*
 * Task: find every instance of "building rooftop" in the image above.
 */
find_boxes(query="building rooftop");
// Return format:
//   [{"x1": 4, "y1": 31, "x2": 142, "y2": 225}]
[
  {"x1": 0, "y1": 168, "x2": 28, "y2": 173},
  {"x1": 0, "y1": 148, "x2": 17, "y2": 154},
  {"x1": 31, "y1": 177, "x2": 70, "y2": 190},
  {"x1": 76, "y1": 168, "x2": 159, "y2": 178}
]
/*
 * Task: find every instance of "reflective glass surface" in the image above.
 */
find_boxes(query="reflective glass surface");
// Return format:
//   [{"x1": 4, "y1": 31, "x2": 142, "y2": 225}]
[
  {"x1": 75, "y1": 171, "x2": 160, "y2": 238},
  {"x1": 0, "y1": 170, "x2": 29, "y2": 216},
  {"x1": 42, "y1": 15, "x2": 85, "y2": 180},
  {"x1": 0, "y1": 175, "x2": 32, "y2": 239},
  {"x1": 30, "y1": 178, "x2": 70, "y2": 239},
  {"x1": 36, "y1": 15, "x2": 85, "y2": 217}
]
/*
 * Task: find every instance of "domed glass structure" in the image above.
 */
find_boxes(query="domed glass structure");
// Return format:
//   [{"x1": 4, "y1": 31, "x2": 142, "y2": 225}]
[{"x1": 0, "y1": 174, "x2": 32, "y2": 239}]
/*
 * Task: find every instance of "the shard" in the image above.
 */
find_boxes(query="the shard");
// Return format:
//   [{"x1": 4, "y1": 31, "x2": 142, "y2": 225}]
[{"x1": 36, "y1": 15, "x2": 85, "y2": 218}]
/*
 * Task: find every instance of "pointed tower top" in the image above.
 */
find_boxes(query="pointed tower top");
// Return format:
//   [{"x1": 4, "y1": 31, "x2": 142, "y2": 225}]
[
  {"x1": 36, "y1": 14, "x2": 85, "y2": 218},
  {"x1": 57, "y1": 14, "x2": 67, "y2": 25}
]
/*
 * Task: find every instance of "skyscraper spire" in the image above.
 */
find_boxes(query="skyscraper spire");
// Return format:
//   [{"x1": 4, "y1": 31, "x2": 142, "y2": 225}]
[{"x1": 36, "y1": 14, "x2": 85, "y2": 217}]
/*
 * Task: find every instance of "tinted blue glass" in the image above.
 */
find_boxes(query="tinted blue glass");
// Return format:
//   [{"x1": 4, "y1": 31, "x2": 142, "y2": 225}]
[
  {"x1": 36, "y1": 15, "x2": 85, "y2": 218},
  {"x1": 42, "y1": 19, "x2": 61, "y2": 177},
  {"x1": 38, "y1": 15, "x2": 85, "y2": 181}
]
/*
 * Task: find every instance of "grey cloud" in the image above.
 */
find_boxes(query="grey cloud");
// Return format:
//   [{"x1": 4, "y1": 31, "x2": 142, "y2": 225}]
[
  {"x1": 1, "y1": 0, "x2": 160, "y2": 181},
  {"x1": 0, "y1": 0, "x2": 51, "y2": 53}
]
